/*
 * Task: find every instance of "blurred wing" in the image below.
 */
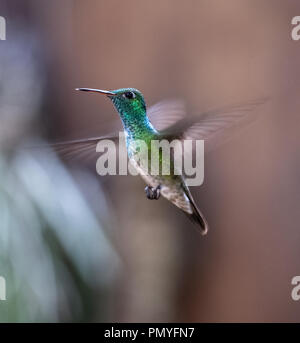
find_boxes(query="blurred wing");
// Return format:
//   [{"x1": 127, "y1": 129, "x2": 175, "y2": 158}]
[
  {"x1": 147, "y1": 99, "x2": 187, "y2": 131},
  {"x1": 162, "y1": 98, "x2": 268, "y2": 152},
  {"x1": 49, "y1": 133, "x2": 119, "y2": 163}
]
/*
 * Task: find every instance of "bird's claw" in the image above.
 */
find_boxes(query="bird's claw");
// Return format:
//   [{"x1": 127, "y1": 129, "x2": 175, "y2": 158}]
[{"x1": 145, "y1": 185, "x2": 161, "y2": 200}]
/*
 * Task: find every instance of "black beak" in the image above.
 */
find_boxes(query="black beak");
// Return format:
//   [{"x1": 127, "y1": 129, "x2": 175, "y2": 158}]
[{"x1": 75, "y1": 88, "x2": 116, "y2": 96}]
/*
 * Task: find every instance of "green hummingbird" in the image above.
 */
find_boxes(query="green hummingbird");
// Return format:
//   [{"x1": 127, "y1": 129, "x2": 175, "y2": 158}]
[{"x1": 56, "y1": 87, "x2": 266, "y2": 235}]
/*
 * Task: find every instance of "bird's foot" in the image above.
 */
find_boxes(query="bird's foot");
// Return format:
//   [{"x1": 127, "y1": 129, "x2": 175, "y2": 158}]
[{"x1": 145, "y1": 185, "x2": 161, "y2": 200}]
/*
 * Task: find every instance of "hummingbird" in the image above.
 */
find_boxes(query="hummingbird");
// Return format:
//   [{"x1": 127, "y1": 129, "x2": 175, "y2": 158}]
[{"x1": 55, "y1": 87, "x2": 266, "y2": 235}]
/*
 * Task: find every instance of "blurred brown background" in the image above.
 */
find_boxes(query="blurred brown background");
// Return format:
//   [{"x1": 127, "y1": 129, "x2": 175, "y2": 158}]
[{"x1": 0, "y1": 0, "x2": 300, "y2": 322}]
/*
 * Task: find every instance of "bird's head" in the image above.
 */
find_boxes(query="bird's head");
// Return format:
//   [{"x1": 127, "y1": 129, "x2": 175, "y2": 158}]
[{"x1": 76, "y1": 87, "x2": 147, "y2": 122}]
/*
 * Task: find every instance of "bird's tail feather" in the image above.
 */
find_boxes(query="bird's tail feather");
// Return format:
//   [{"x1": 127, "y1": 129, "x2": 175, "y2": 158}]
[{"x1": 183, "y1": 186, "x2": 209, "y2": 235}]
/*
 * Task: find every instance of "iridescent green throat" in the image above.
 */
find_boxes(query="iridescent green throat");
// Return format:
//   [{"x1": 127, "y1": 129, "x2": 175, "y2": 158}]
[{"x1": 110, "y1": 88, "x2": 157, "y2": 141}]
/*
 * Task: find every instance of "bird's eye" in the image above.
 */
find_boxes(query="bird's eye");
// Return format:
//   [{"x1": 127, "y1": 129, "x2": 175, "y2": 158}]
[{"x1": 123, "y1": 91, "x2": 135, "y2": 100}]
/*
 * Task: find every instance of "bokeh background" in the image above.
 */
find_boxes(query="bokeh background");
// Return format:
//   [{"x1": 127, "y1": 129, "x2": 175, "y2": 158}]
[{"x1": 0, "y1": 0, "x2": 300, "y2": 322}]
